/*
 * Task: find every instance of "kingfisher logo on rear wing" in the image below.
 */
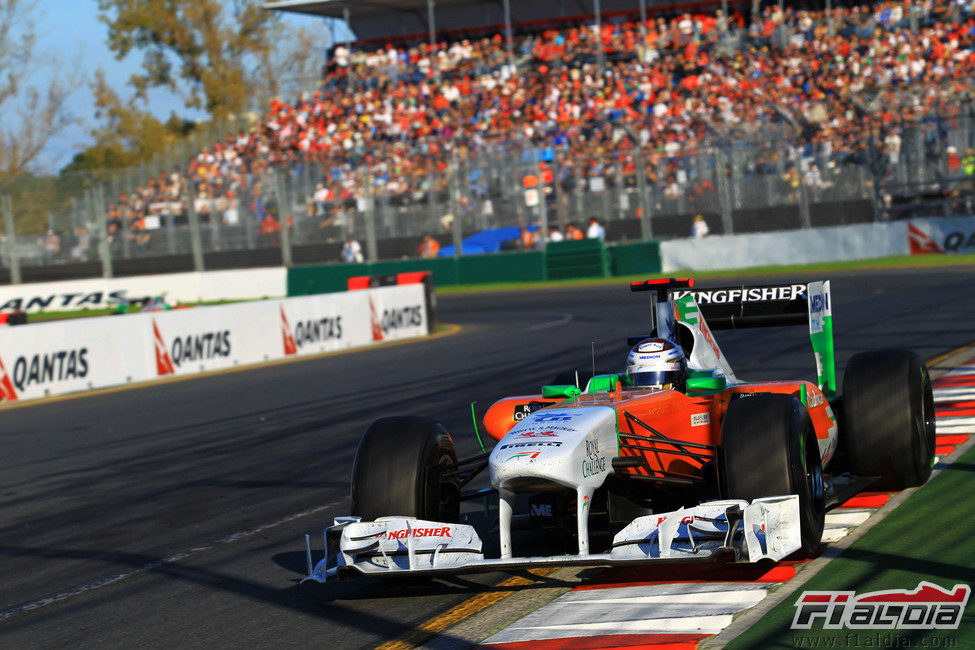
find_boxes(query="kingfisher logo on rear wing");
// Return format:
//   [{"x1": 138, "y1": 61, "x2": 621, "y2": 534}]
[
  {"x1": 672, "y1": 283, "x2": 810, "y2": 330},
  {"x1": 675, "y1": 284, "x2": 807, "y2": 304}
]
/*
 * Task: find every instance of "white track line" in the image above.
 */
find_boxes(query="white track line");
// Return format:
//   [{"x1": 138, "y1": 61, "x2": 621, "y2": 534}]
[
  {"x1": 528, "y1": 313, "x2": 574, "y2": 331},
  {"x1": 824, "y1": 511, "x2": 872, "y2": 527},
  {"x1": 483, "y1": 583, "x2": 769, "y2": 643},
  {"x1": 0, "y1": 500, "x2": 343, "y2": 624},
  {"x1": 934, "y1": 388, "x2": 975, "y2": 401},
  {"x1": 508, "y1": 615, "x2": 736, "y2": 636},
  {"x1": 567, "y1": 591, "x2": 768, "y2": 606}
]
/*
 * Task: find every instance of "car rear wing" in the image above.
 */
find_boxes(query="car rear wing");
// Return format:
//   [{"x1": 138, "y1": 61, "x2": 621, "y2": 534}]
[
  {"x1": 631, "y1": 279, "x2": 836, "y2": 397},
  {"x1": 677, "y1": 281, "x2": 836, "y2": 397},
  {"x1": 673, "y1": 283, "x2": 810, "y2": 330}
]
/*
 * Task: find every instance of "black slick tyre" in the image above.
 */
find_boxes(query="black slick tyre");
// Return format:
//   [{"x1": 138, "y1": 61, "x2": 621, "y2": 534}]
[
  {"x1": 351, "y1": 416, "x2": 459, "y2": 522},
  {"x1": 721, "y1": 394, "x2": 825, "y2": 557},
  {"x1": 841, "y1": 350, "x2": 935, "y2": 490}
]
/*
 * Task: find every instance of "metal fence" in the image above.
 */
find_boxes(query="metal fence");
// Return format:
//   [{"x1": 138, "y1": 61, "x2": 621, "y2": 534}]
[{"x1": 3, "y1": 111, "x2": 975, "y2": 281}]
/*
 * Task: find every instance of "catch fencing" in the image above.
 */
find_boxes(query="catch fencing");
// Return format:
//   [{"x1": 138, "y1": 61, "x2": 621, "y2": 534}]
[{"x1": 2, "y1": 109, "x2": 974, "y2": 282}]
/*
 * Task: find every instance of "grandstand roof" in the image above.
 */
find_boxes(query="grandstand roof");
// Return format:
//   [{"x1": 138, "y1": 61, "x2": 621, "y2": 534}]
[{"x1": 264, "y1": 0, "x2": 675, "y2": 43}]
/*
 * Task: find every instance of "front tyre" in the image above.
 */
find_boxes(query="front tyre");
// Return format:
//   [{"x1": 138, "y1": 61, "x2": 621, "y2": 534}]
[
  {"x1": 722, "y1": 394, "x2": 825, "y2": 557},
  {"x1": 841, "y1": 350, "x2": 935, "y2": 490},
  {"x1": 351, "y1": 417, "x2": 459, "y2": 522}
]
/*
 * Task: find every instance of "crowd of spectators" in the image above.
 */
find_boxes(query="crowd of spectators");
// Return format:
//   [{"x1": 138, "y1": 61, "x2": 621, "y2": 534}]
[{"x1": 87, "y1": 0, "x2": 975, "y2": 259}]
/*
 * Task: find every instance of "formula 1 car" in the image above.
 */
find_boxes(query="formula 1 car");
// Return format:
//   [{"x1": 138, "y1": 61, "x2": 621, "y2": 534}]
[{"x1": 302, "y1": 278, "x2": 935, "y2": 582}]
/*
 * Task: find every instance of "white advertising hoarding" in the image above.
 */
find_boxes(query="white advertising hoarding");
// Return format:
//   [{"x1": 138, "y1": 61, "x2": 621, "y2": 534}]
[
  {"x1": 0, "y1": 316, "x2": 152, "y2": 402},
  {"x1": 0, "y1": 284, "x2": 429, "y2": 403},
  {"x1": 908, "y1": 216, "x2": 975, "y2": 255},
  {"x1": 0, "y1": 268, "x2": 287, "y2": 313},
  {"x1": 661, "y1": 222, "x2": 910, "y2": 273}
]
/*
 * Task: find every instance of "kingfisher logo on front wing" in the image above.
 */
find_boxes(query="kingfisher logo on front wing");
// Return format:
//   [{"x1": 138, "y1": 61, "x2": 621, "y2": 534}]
[{"x1": 792, "y1": 582, "x2": 970, "y2": 630}]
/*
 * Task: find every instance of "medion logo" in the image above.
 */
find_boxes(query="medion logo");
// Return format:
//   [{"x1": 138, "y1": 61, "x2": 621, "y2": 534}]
[{"x1": 0, "y1": 290, "x2": 127, "y2": 313}]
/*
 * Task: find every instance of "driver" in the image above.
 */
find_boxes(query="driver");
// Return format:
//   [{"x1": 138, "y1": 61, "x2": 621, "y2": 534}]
[{"x1": 626, "y1": 337, "x2": 688, "y2": 392}]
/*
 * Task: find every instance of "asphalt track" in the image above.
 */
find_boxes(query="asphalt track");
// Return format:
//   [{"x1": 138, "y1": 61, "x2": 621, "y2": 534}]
[{"x1": 1, "y1": 267, "x2": 973, "y2": 648}]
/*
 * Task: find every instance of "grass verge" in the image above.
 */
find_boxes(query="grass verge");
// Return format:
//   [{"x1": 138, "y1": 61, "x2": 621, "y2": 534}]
[
  {"x1": 25, "y1": 300, "x2": 240, "y2": 322},
  {"x1": 437, "y1": 253, "x2": 975, "y2": 295},
  {"x1": 726, "y1": 444, "x2": 975, "y2": 649},
  {"x1": 20, "y1": 252, "x2": 975, "y2": 321}
]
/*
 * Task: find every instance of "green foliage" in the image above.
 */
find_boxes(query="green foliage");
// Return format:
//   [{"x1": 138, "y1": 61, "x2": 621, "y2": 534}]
[
  {"x1": 97, "y1": 0, "x2": 278, "y2": 118},
  {"x1": 0, "y1": 0, "x2": 79, "y2": 183},
  {"x1": 63, "y1": 69, "x2": 183, "y2": 175}
]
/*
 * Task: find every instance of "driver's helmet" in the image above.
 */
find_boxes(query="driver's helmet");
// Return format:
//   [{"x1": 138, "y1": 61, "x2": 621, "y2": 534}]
[{"x1": 626, "y1": 337, "x2": 687, "y2": 391}]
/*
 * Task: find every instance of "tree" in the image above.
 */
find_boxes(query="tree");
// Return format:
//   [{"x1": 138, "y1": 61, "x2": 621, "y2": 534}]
[
  {"x1": 97, "y1": 0, "x2": 278, "y2": 118},
  {"x1": 61, "y1": 69, "x2": 183, "y2": 175},
  {"x1": 0, "y1": 0, "x2": 80, "y2": 185},
  {"x1": 250, "y1": 23, "x2": 326, "y2": 103}
]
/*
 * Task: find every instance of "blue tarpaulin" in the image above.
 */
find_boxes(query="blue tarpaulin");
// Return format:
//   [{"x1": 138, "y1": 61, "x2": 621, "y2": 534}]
[{"x1": 439, "y1": 225, "x2": 539, "y2": 256}]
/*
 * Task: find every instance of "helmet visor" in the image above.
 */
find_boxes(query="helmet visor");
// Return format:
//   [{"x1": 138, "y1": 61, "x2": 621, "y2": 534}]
[{"x1": 629, "y1": 370, "x2": 676, "y2": 388}]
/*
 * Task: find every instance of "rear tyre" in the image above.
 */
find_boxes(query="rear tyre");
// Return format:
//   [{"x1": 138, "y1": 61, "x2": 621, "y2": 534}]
[
  {"x1": 841, "y1": 350, "x2": 935, "y2": 490},
  {"x1": 722, "y1": 395, "x2": 825, "y2": 557},
  {"x1": 351, "y1": 417, "x2": 459, "y2": 522}
]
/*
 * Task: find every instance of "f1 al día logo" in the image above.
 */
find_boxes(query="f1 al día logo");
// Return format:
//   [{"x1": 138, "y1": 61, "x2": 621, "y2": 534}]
[{"x1": 793, "y1": 582, "x2": 970, "y2": 630}]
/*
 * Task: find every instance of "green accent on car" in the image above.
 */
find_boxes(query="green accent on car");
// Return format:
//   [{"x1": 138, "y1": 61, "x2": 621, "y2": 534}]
[
  {"x1": 675, "y1": 294, "x2": 700, "y2": 324},
  {"x1": 470, "y1": 402, "x2": 486, "y2": 453},
  {"x1": 541, "y1": 385, "x2": 581, "y2": 399},
  {"x1": 585, "y1": 374, "x2": 626, "y2": 393},
  {"x1": 808, "y1": 283, "x2": 837, "y2": 398},
  {"x1": 799, "y1": 383, "x2": 807, "y2": 407},
  {"x1": 686, "y1": 375, "x2": 727, "y2": 394}
]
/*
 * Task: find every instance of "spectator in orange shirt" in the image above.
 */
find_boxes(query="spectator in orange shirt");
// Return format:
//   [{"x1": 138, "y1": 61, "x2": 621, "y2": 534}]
[
  {"x1": 418, "y1": 234, "x2": 441, "y2": 258},
  {"x1": 260, "y1": 213, "x2": 281, "y2": 247},
  {"x1": 565, "y1": 224, "x2": 585, "y2": 240}
]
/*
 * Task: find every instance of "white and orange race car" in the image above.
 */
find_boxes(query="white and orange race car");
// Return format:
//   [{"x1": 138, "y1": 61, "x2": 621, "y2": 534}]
[{"x1": 303, "y1": 278, "x2": 935, "y2": 581}]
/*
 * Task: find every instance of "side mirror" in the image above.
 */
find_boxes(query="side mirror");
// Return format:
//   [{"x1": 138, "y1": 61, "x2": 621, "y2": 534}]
[{"x1": 541, "y1": 384, "x2": 582, "y2": 399}]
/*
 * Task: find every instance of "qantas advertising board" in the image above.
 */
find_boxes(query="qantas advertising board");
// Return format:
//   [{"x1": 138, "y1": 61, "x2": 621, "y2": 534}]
[
  {"x1": 907, "y1": 216, "x2": 975, "y2": 255},
  {"x1": 0, "y1": 284, "x2": 428, "y2": 403},
  {"x1": 0, "y1": 268, "x2": 287, "y2": 313}
]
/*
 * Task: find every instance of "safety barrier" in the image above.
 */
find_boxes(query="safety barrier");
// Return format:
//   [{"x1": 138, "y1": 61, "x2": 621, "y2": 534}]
[
  {"x1": 660, "y1": 215, "x2": 975, "y2": 272},
  {"x1": 0, "y1": 283, "x2": 429, "y2": 403},
  {"x1": 545, "y1": 239, "x2": 610, "y2": 280},
  {"x1": 288, "y1": 250, "x2": 551, "y2": 296},
  {"x1": 0, "y1": 267, "x2": 287, "y2": 313}
]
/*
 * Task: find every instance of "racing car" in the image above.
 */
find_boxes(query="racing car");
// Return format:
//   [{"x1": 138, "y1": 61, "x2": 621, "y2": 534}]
[{"x1": 303, "y1": 278, "x2": 935, "y2": 582}]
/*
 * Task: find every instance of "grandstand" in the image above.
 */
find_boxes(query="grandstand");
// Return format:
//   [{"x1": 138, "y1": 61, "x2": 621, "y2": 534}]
[{"x1": 2, "y1": 0, "x2": 974, "y2": 282}]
